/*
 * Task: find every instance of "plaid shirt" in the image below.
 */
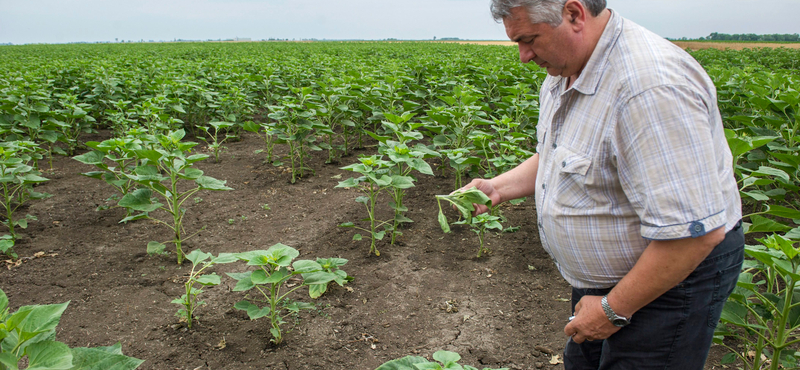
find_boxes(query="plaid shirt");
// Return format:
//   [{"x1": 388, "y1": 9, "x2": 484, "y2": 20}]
[{"x1": 533, "y1": 10, "x2": 741, "y2": 289}]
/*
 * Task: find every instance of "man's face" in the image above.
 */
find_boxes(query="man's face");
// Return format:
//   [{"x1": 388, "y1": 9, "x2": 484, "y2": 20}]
[{"x1": 503, "y1": 6, "x2": 577, "y2": 78}]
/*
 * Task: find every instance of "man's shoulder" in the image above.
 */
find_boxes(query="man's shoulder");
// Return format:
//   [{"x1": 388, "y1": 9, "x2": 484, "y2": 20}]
[{"x1": 608, "y1": 17, "x2": 707, "y2": 96}]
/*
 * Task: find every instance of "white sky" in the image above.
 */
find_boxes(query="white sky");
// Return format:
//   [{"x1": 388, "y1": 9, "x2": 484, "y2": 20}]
[{"x1": 0, "y1": 0, "x2": 798, "y2": 44}]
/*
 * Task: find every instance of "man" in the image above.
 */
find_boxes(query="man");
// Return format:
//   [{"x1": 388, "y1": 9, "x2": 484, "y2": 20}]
[{"x1": 462, "y1": 0, "x2": 744, "y2": 368}]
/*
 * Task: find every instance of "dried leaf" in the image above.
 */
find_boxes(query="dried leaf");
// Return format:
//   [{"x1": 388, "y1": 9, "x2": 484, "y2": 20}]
[{"x1": 214, "y1": 337, "x2": 226, "y2": 350}]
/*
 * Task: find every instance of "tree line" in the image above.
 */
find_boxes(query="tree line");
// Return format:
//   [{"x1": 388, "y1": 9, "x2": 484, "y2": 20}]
[{"x1": 701, "y1": 32, "x2": 800, "y2": 42}]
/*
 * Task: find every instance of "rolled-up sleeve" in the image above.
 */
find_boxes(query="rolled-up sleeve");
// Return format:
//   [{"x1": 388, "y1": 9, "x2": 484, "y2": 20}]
[{"x1": 615, "y1": 84, "x2": 727, "y2": 240}]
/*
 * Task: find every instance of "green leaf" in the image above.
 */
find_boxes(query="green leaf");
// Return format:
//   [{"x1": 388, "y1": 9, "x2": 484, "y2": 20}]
[
  {"x1": 264, "y1": 268, "x2": 291, "y2": 284},
  {"x1": 438, "y1": 210, "x2": 451, "y2": 233},
  {"x1": 72, "y1": 151, "x2": 105, "y2": 166},
  {"x1": 742, "y1": 190, "x2": 771, "y2": 201},
  {"x1": 752, "y1": 166, "x2": 791, "y2": 184},
  {"x1": 249, "y1": 269, "x2": 270, "y2": 284},
  {"x1": 7, "y1": 301, "x2": 69, "y2": 334},
  {"x1": 720, "y1": 352, "x2": 737, "y2": 364},
  {"x1": 308, "y1": 283, "x2": 328, "y2": 299},
  {"x1": 293, "y1": 260, "x2": 323, "y2": 273},
  {"x1": 25, "y1": 340, "x2": 73, "y2": 370},
  {"x1": 0, "y1": 288, "x2": 7, "y2": 314},
  {"x1": 211, "y1": 253, "x2": 239, "y2": 264},
  {"x1": 196, "y1": 176, "x2": 232, "y2": 191},
  {"x1": 433, "y1": 350, "x2": 461, "y2": 365},
  {"x1": 234, "y1": 300, "x2": 270, "y2": 320},
  {"x1": 118, "y1": 188, "x2": 161, "y2": 213},
  {"x1": 195, "y1": 274, "x2": 221, "y2": 286},
  {"x1": 390, "y1": 175, "x2": 415, "y2": 189},
  {"x1": 374, "y1": 175, "x2": 392, "y2": 186},
  {"x1": 133, "y1": 149, "x2": 162, "y2": 164},
  {"x1": 169, "y1": 129, "x2": 186, "y2": 143},
  {"x1": 786, "y1": 227, "x2": 800, "y2": 240},
  {"x1": 408, "y1": 158, "x2": 434, "y2": 175},
  {"x1": 266, "y1": 243, "x2": 299, "y2": 266},
  {"x1": 374, "y1": 355, "x2": 430, "y2": 370},
  {"x1": 146, "y1": 242, "x2": 166, "y2": 255},
  {"x1": 21, "y1": 174, "x2": 49, "y2": 183},
  {"x1": 180, "y1": 168, "x2": 204, "y2": 180},
  {"x1": 719, "y1": 300, "x2": 749, "y2": 326},
  {"x1": 336, "y1": 177, "x2": 360, "y2": 188},
  {"x1": 185, "y1": 250, "x2": 212, "y2": 265},
  {"x1": 767, "y1": 205, "x2": 800, "y2": 220},
  {"x1": 748, "y1": 215, "x2": 792, "y2": 233},
  {"x1": 302, "y1": 271, "x2": 338, "y2": 285},
  {"x1": 69, "y1": 344, "x2": 144, "y2": 370},
  {"x1": 353, "y1": 234, "x2": 363, "y2": 241},
  {"x1": 227, "y1": 272, "x2": 255, "y2": 291},
  {"x1": 0, "y1": 352, "x2": 19, "y2": 370}
]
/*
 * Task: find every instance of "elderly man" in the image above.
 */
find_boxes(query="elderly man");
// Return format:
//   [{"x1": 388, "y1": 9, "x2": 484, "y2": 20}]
[{"x1": 462, "y1": 0, "x2": 744, "y2": 368}]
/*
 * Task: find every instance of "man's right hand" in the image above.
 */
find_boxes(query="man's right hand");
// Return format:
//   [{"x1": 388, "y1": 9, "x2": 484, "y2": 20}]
[{"x1": 455, "y1": 179, "x2": 501, "y2": 216}]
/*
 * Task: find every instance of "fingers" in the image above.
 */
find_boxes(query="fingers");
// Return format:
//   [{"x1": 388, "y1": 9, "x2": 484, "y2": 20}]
[{"x1": 452, "y1": 179, "x2": 481, "y2": 195}]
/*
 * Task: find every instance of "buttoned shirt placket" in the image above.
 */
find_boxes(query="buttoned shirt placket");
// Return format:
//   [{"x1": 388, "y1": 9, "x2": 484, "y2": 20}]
[{"x1": 536, "y1": 78, "x2": 575, "y2": 269}]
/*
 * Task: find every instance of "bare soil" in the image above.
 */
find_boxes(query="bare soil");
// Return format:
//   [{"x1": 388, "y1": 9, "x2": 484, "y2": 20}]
[{"x1": 0, "y1": 131, "x2": 731, "y2": 370}]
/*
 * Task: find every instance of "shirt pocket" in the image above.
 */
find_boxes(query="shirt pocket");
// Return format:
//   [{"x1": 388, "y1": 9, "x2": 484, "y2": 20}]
[{"x1": 552, "y1": 147, "x2": 594, "y2": 210}]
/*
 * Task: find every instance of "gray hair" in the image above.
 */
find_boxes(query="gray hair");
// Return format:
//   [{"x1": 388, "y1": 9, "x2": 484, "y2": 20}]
[{"x1": 490, "y1": 0, "x2": 606, "y2": 27}]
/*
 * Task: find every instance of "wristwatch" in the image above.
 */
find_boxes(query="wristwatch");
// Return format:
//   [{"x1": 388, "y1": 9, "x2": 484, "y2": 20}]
[{"x1": 601, "y1": 295, "x2": 631, "y2": 327}]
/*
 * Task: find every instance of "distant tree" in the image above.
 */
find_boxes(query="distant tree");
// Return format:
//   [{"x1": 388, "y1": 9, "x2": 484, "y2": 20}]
[{"x1": 704, "y1": 32, "x2": 800, "y2": 42}]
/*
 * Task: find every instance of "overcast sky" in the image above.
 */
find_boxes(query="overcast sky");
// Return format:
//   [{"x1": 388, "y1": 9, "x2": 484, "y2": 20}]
[{"x1": 1, "y1": 0, "x2": 798, "y2": 44}]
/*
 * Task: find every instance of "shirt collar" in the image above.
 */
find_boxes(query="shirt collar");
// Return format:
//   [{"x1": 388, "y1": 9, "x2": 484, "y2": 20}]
[{"x1": 548, "y1": 9, "x2": 623, "y2": 96}]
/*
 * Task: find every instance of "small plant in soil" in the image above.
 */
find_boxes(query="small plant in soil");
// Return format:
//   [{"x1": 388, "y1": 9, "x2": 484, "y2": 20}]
[
  {"x1": 172, "y1": 250, "x2": 238, "y2": 329},
  {"x1": 197, "y1": 121, "x2": 236, "y2": 163},
  {"x1": 0, "y1": 287, "x2": 144, "y2": 370},
  {"x1": 436, "y1": 187, "x2": 502, "y2": 258},
  {"x1": 117, "y1": 129, "x2": 233, "y2": 264},
  {"x1": 243, "y1": 120, "x2": 279, "y2": 165},
  {"x1": 370, "y1": 111, "x2": 440, "y2": 245},
  {"x1": 0, "y1": 141, "x2": 51, "y2": 258},
  {"x1": 226, "y1": 243, "x2": 351, "y2": 345},
  {"x1": 336, "y1": 155, "x2": 395, "y2": 256},
  {"x1": 375, "y1": 350, "x2": 508, "y2": 370},
  {"x1": 73, "y1": 134, "x2": 143, "y2": 216}
]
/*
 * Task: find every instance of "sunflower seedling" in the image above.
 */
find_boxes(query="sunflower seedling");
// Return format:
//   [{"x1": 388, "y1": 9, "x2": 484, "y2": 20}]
[
  {"x1": 118, "y1": 129, "x2": 232, "y2": 264},
  {"x1": 172, "y1": 250, "x2": 237, "y2": 329},
  {"x1": 226, "y1": 243, "x2": 350, "y2": 345},
  {"x1": 197, "y1": 121, "x2": 236, "y2": 163},
  {"x1": 0, "y1": 142, "x2": 51, "y2": 257},
  {"x1": 336, "y1": 155, "x2": 395, "y2": 256}
]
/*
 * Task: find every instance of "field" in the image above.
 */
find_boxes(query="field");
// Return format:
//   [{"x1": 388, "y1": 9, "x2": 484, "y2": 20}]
[{"x1": 0, "y1": 42, "x2": 799, "y2": 370}]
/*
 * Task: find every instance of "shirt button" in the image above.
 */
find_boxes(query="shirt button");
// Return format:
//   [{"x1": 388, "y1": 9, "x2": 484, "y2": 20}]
[
  {"x1": 694, "y1": 224, "x2": 702, "y2": 232},
  {"x1": 562, "y1": 161, "x2": 566, "y2": 168},
  {"x1": 552, "y1": 143, "x2": 557, "y2": 149},
  {"x1": 542, "y1": 184, "x2": 546, "y2": 190}
]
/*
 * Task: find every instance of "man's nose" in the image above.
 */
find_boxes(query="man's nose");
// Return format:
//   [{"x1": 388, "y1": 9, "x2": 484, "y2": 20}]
[{"x1": 518, "y1": 44, "x2": 535, "y2": 63}]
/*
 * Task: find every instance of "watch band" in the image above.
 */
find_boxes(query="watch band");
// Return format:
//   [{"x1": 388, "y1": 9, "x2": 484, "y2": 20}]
[{"x1": 601, "y1": 295, "x2": 631, "y2": 327}]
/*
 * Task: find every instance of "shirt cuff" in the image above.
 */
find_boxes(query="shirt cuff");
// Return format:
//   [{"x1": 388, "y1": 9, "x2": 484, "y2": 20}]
[{"x1": 640, "y1": 211, "x2": 727, "y2": 240}]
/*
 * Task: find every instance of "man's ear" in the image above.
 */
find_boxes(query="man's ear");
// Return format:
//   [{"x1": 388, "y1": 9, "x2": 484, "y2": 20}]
[{"x1": 563, "y1": 0, "x2": 586, "y2": 28}]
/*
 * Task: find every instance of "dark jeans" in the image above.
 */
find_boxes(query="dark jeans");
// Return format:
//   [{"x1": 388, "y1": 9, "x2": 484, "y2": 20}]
[{"x1": 564, "y1": 223, "x2": 744, "y2": 370}]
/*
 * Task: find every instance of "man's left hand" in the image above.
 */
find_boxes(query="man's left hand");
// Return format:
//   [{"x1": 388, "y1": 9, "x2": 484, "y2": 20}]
[{"x1": 563, "y1": 295, "x2": 621, "y2": 343}]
